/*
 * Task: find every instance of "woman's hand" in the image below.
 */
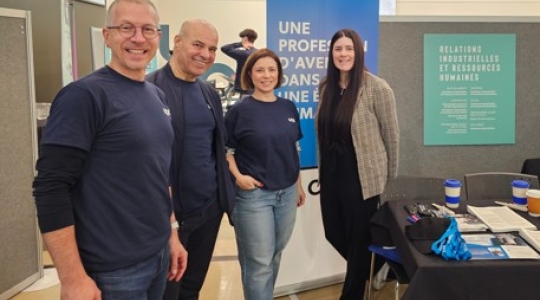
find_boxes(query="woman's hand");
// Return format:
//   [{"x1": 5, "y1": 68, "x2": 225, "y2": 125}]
[
  {"x1": 297, "y1": 184, "x2": 306, "y2": 207},
  {"x1": 236, "y1": 174, "x2": 263, "y2": 190}
]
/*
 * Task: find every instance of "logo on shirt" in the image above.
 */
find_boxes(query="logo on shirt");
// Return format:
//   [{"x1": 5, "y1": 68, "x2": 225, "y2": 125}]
[
  {"x1": 288, "y1": 117, "x2": 296, "y2": 123},
  {"x1": 163, "y1": 108, "x2": 171, "y2": 117}
]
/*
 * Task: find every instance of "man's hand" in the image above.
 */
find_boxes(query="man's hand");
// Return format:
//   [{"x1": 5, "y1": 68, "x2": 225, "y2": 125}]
[
  {"x1": 168, "y1": 230, "x2": 188, "y2": 282},
  {"x1": 60, "y1": 274, "x2": 101, "y2": 300},
  {"x1": 42, "y1": 227, "x2": 101, "y2": 300}
]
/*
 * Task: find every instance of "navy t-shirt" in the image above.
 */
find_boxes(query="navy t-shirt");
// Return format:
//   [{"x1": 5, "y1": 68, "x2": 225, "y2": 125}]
[
  {"x1": 225, "y1": 96, "x2": 302, "y2": 190},
  {"x1": 42, "y1": 66, "x2": 174, "y2": 272},
  {"x1": 176, "y1": 79, "x2": 218, "y2": 216},
  {"x1": 147, "y1": 65, "x2": 222, "y2": 219}
]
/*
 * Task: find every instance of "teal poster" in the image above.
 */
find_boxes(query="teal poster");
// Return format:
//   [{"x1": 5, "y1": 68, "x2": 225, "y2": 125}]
[{"x1": 424, "y1": 34, "x2": 516, "y2": 145}]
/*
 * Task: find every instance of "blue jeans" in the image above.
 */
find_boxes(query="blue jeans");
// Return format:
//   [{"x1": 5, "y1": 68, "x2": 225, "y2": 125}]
[
  {"x1": 88, "y1": 244, "x2": 170, "y2": 300},
  {"x1": 233, "y1": 183, "x2": 298, "y2": 300}
]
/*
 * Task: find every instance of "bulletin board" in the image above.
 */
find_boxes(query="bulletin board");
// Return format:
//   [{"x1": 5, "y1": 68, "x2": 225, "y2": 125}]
[
  {"x1": 0, "y1": 7, "x2": 41, "y2": 300},
  {"x1": 379, "y1": 16, "x2": 540, "y2": 181}
]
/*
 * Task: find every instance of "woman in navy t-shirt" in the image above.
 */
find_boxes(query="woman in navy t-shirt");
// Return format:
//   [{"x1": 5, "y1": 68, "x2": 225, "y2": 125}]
[{"x1": 224, "y1": 48, "x2": 305, "y2": 300}]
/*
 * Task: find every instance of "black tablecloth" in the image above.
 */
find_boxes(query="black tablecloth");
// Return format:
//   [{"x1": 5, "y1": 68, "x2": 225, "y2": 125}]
[{"x1": 370, "y1": 200, "x2": 540, "y2": 300}]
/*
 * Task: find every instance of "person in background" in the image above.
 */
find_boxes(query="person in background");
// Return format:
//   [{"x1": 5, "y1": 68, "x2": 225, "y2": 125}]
[
  {"x1": 146, "y1": 19, "x2": 236, "y2": 300},
  {"x1": 315, "y1": 28, "x2": 399, "y2": 300},
  {"x1": 224, "y1": 48, "x2": 306, "y2": 300},
  {"x1": 220, "y1": 28, "x2": 258, "y2": 97},
  {"x1": 32, "y1": 0, "x2": 187, "y2": 299}
]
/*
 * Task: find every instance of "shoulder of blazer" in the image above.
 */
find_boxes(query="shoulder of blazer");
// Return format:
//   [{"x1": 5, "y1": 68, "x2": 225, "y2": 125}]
[
  {"x1": 146, "y1": 69, "x2": 170, "y2": 89},
  {"x1": 197, "y1": 78, "x2": 220, "y2": 102},
  {"x1": 363, "y1": 72, "x2": 392, "y2": 91},
  {"x1": 197, "y1": 78, "x2": 224, "y2": 115},
  {"x1": 145, "y1": 69, "x2": 159, "y2": 84},
  {"x1": 198, "y1": 78, "x2": 215, "y2": 93}
]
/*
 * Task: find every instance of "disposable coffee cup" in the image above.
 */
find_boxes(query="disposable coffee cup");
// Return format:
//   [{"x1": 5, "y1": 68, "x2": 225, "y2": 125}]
[
  {"x1": 512, "y1": 180, "x2": 529, "y2": 206},
  {"x1": 444, "y1": 179, "x2": 462, "y2": 209},
  {"x1": 526, "y1": 189, "x2": 540, "y2": 217}
]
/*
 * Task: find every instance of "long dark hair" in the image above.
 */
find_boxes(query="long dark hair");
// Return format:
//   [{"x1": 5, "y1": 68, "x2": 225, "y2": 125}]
[{"x1": 317, "y1": 29, "x2": 365, "y2": 145}]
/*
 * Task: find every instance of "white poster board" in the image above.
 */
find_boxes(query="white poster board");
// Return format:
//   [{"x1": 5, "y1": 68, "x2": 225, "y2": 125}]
[
  {"x1": 90, "y1": 26, "x2": 105, "y2": 70},
  {"x1": 274, "y1": 169, "x2": 346, "y2": 296}
]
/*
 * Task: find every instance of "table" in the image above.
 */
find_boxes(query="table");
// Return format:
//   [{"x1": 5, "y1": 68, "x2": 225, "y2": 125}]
[{"x1": 370, "y1": 199, "x2": 540, "y2": 300}]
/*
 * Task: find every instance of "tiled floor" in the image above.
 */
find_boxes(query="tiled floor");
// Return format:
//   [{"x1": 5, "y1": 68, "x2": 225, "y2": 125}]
[{"x1": 10, "y1": 218, "x2": 403, "y2": 300}]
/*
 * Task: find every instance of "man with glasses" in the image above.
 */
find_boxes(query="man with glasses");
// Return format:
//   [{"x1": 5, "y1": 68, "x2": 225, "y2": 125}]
[
  {"x1": 106, "y1": 23, "x2": 162, "y2": 39},
  {"x1": 32, "y1": 1, "x2": 187, "y2": 299},
  {"x1": 147, "y1": 19, "x2": 235, "y2": 300}
]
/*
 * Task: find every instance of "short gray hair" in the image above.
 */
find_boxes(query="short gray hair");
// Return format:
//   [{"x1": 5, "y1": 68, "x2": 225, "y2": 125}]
[{"x1": 106, "y1": 0, "x2": 159, "y2": 26}]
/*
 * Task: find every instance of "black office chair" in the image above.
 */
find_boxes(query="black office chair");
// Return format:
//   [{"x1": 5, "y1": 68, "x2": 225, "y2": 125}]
[
  {"x1": 380, "y1": 176, "x2": 448, "y2": 203},
  {"x1": 463, "y1": 172, "x2": 540, "y2": 201},
  {"x1": 366, "y1": 176, "x2": 447, "y2": 300},
  {"x1": 368, "y1": 245, "x2": 408, "y2": 300},
  {"x1": 368, "y1": 245, "x2": 410, "y2": 300},
  {"x1": 521, "y1": 158, "x2": 540, "y2": 178}
]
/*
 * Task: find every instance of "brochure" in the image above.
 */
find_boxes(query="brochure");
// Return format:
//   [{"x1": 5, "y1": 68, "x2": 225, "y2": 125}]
[
  {"x1": 454, "y1": 214, "x2": 488, "y2": 232},
  {"x1": 519, "y1": 229, "x2": 540, "y2": 253},
  {"x1": 462, "y1": 233, "x2": 540, "y2": 260},
  {"x1": 466, "y1": 205, "x2": 537, "y2": 233}
]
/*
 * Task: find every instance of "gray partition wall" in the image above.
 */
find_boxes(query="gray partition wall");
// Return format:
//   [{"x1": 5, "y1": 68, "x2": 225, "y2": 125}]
[
  {"x1": 1, "y1": 0, "x2": 106, "y2": 103},
  {"x1": 379, "y1": 16, "x2": 540, "y2": 180},
  {"x1": 0, "y1": 8, "x2": 41, "y2": 300}
]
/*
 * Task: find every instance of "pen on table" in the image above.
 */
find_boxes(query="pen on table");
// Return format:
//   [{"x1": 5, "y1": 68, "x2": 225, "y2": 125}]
[
  {"x1": 494, "y1": 201, "x2": 528, "y2": 212},
  {"x1": 432, "y1": 203, "x2": 456, "y2": 216}
]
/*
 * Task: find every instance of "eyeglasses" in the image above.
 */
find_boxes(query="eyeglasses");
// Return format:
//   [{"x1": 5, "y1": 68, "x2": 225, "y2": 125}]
[{"x1": 106, "y1": 23, "x2": 161, "y2": 39}]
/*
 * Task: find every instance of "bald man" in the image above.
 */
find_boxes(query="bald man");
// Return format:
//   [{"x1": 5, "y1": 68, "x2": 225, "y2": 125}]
[{"x1": 147, "y1": 19, "x2": 235, "y2": 300}]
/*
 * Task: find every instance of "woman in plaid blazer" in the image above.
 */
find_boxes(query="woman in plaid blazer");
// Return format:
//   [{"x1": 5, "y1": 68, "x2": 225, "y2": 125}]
[{"x1": 316, "y1": 28, "x2": 399, "y2": 300}]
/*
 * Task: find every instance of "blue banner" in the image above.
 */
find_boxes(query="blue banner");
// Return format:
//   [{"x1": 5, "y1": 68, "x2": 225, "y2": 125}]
[{"x1": 267, "y1": 0, "x2": 379, "y2": 168}]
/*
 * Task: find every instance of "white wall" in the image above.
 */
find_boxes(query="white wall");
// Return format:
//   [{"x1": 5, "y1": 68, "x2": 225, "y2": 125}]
[
  {"x1": 147, "y1": 0, "x2": 540, "y2": 66},
  {"x1": 396, "y1": 0, "x2": 540, "y2": 16},
  {"x1": 103, "y1": 0, "x2": 540, "y2": 65},
  {"x1": 153, "y1": 0, "x2": 266, "y2": 67}
]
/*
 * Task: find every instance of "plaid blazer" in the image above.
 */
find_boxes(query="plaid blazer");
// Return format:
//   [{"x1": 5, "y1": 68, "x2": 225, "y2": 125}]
[
  {"x1": 351, "y1": 72, "x2": 399, "y2": 199},
  {"x1": 318, "y1": 72, "x2": 399, "y2": 200}
]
